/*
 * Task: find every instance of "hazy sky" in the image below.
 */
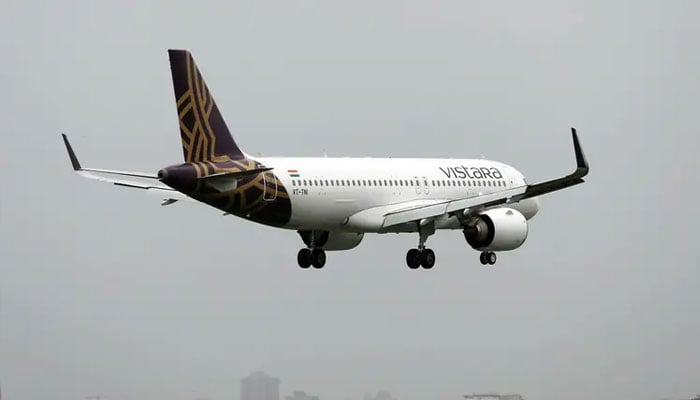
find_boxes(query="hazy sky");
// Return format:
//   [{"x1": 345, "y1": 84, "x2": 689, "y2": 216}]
[{"x1": 2, "y1": 1, "x2": 699, "y2": 400}]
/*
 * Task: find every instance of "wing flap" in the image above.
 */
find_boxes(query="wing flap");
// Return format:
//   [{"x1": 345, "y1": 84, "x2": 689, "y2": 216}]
[{"x1": 347, "y1": 199, "x2": 446, "y2": 232}]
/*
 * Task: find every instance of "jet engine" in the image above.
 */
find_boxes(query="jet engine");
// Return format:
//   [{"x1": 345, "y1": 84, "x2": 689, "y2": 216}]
[
  {"x1": 463, "y1": 208, "x2": 528, "y2": 251},
  {"x1": 298, "y1": 230, "x2": 364, "y2": 251}
]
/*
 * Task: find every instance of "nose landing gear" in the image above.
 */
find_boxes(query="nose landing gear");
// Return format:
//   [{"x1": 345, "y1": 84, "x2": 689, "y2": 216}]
[{"x1": 479, "y1": 251, "x2": 497, "y2": 265}]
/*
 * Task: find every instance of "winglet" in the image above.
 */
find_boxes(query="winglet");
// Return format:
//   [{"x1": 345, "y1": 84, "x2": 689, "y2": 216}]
[
  {"x1": 61, "y1": 134, "x2": 82, "y2": 170},
  {"x1": 571, "y1": 128, "x2": 589, "y2": 177}
]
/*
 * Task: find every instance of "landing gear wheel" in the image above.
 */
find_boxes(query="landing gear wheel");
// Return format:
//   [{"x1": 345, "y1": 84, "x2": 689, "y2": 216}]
[
  {"x1": 311, "y1": 248, "x2": 326, "y2": 269},
  {"x1": 480, "y1": 251, "x2": 497, "y2": 265},
  {"x1": 297, "y1": 248, "x2": 312, "y2": 269},
  {"x1": 420, "y1": 248, "x2": 435, "y2": 269},
  {"x1": 487, "y1": 251, "x2": 497, "y2": 265},
  {"x1": 406, "y1": 249, "x2": 421, "y2": 269}
]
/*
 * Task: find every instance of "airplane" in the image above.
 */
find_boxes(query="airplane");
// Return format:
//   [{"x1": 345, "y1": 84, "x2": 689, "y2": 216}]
[{"x1": 61, "y1": 49, "x2": 589, "y2": 270}]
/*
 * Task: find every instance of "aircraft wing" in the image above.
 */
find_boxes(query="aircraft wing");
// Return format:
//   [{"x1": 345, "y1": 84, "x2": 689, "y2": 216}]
[
  {"x1": 381, "y1": 128, "x2": 589, "y2": 228},
  {"x1": 61, "y1": 134, "x2": 190, "y2": 203}
]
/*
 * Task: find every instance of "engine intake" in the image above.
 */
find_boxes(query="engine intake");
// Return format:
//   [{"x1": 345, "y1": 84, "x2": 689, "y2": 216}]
[{"x1": 463, "y1": 208, "x2": 528, "y2": 251}]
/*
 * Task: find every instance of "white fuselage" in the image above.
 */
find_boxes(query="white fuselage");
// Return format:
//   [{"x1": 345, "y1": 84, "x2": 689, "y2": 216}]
[{"x1": 257, "y1": 157, "x2": 540, "y2": 232}]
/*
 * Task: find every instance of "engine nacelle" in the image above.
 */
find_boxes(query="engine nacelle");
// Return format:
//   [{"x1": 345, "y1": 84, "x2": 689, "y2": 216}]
[
  {"x1": 463, "y1": 208, "x2": 528, "y2": 251},
  {"x1": 298, "y1": 230, "x2": 364, "y2": 251}
]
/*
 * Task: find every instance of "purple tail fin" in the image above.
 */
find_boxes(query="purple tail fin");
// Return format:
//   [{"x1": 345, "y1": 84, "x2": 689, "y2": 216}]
[{"x1": 168, "y1": 49, "x2": 245, "y2": 162}]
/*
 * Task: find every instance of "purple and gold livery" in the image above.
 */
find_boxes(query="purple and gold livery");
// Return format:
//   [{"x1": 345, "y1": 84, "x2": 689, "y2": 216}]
[
  {"x1": 158, "y1": 50, "x2": 291, "y2": 227},
  {"x1": 61, "y1": 49, "x2": 589, "y2": 269}
]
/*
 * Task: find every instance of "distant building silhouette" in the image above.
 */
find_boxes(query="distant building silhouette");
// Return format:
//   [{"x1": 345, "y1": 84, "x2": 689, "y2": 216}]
[
  {"x1": 285, "y1": 390, "x2": 319, "y2": 400},
  {"x1": 363, "y1": 390, "x2": 397, "y2": 400},
  {"x1": 464, "y1": 394, "x2": 524, "y2": 400},
  {"x1": 241, "y1": 371, "x2": 281, "y2": 400}
]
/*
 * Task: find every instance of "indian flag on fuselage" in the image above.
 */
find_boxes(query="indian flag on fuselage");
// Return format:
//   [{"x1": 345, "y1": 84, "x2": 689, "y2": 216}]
[{"x1": 287, "y1": 169, "x2": 300, "y2": 178}]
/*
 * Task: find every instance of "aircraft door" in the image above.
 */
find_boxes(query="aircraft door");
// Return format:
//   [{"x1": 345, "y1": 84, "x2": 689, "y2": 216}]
[
  {"x1": 262, "y1": 171, "x2": 278, "y2": 201},
  {"x1": 413, "y1": 176, "x2": 421, "y2": 195},
  {"x1": 422, "y1": 176, "x2": 430, "y2": 195}
]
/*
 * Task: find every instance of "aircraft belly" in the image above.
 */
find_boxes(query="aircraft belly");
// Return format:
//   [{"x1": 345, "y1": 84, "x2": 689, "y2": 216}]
[{"x1": 288, "y1": 194, "x2": 358, "y2": 230}]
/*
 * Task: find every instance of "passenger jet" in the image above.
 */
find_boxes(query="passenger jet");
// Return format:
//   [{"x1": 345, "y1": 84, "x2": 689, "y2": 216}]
[{"x1": 62, "y1": 49, "x2": 589, "y2": 269}]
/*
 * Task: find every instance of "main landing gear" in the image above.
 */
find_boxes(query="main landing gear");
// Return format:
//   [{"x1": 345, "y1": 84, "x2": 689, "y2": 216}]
[
  {"x1": 296, "y1": 230, "x2": 328, "y2": 269},
  {"x1": 479, "y1": 251, "x2": 497, "y2": 265},
  {"x1": 297, "y1": 248, "x2": 326, "y2": 269},
  {"x1": 406, "y1": 218, "x2": 437, "y2": 269},
  {"x1": 406, "y1": 248, "x2": 435, "y2": 269}
]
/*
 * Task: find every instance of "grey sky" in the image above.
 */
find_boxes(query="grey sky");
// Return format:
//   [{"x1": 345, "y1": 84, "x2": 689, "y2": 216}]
[{"x1": 1, "y1": 1, "x2": 699, "y2": 399}]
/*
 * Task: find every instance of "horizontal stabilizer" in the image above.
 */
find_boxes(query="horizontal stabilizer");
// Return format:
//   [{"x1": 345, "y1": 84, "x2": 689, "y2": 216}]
[
  {"x1": 199, "y1": 168, "x2": 273, "y2": 192},
  {"x1": 61, "y1": 134, "x2": 192, "y2": 202}
]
